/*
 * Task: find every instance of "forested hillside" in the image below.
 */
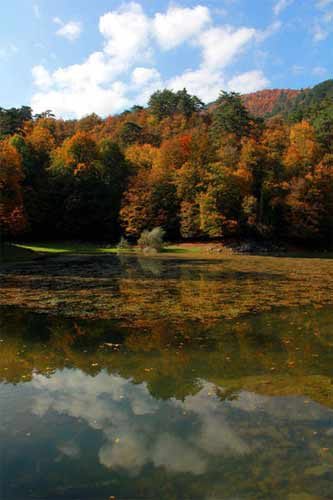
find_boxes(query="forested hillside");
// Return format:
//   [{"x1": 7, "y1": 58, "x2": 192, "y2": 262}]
[
  {"x1": 1, "y1": 82, "x2": 333, "y2": 248},
  {"x1": 242, "y1": 88, "x2": 303, "y2": 117}
]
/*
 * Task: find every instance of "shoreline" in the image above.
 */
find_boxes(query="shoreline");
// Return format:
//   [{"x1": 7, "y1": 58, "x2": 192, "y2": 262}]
[{"x1": 1, "y1": 241, "x2": 333, "y2": 264}]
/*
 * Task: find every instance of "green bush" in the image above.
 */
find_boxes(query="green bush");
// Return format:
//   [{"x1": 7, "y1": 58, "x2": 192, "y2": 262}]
[
  {"x1": 117, "y1": 236, "x2": 131, "y2": 250},
  {"x1": 138, "y1": 227, "x2": 165, "y2": 252}
]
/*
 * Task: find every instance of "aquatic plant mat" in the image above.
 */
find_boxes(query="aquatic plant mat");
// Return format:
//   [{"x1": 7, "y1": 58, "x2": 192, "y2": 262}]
[{"x1": 0, "y1": 253, "x2": 332, "y2": 326}]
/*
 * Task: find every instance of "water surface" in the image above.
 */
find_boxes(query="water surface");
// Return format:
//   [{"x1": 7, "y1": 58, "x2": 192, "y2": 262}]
[{"x1": 1, "y1": 255, "x2": 333, "y2": 499}]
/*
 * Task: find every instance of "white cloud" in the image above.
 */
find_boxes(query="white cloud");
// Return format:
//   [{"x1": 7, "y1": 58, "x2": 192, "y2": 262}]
[
  {"x1": 55, "y1": 20, "x2": 82, "y2": 41},
  {"x1": 32, "y1": 2, "x2": 167, "y2": 116},
  {"x1": 131, "y1": 67, "x2": 163, "y2": 104},
  {"x1": 168, "y1": 68, "x2": 225, "y2": 103},
  {"x1": 32, "y1": 65, "x2": 52, "y2": 88},
  {"x1": 198, "y1": 26, "x2": 257, "y2": 70},
  {"x1": 132, "y1": 67, "x2": 161, "y2": 87},
  {"x1": 31, "y1": 48, "x2": 133, "y2": 117},
  {"x1": 31, "y1": 81, "x2": 130, "y2": 118},
  {"x1": 33, "y1": 1, "x2": 156, "y2": 117},
  {"x1": 51, "y1": 51, "x2": 122, "y2": 89},
  {"x1": 153, "y1": 5, "x2": 211, "y2": 50},
  {"x1": 153, "y1": 434, "x2": 206, "y2": 474},
  {"x1": 99, "y1": 2, "x2": 151, "y2": 66},
  {"x1": 228, "y1": 70, "x2": 270, "y2": 93},
  {"x1": 31, "y1": 3, "x2": 271, "y2": 117},
  {"x1": 273, "y1": 0, "x2": 294, "y2": 16},
  {"x1": 31, "y1": 372, "x2": 251, "y2": 476},
  {"x1": 167, "y1": 24, "x2": 262, "y2": 102},
  {"x1": 29, "y1": 366, "x2": 328, "y2": 497}
]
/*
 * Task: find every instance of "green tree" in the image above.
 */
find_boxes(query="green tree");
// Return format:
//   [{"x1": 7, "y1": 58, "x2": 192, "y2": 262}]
[
  {"x1": 0, "y1": 106, "x2": 32, "y2": 138},
  {"x1": 211, "y1": 92, "x2": 252, "y2": 141},
  {"x1": 148, "y1": 88, "x2": 204, "y2": 120},
  {"x1": 50, "y1": 133, "x2": 128, "y2": 240},
  {"x1": 119, "y1": 122, "x2": 143, "y2": 147}
]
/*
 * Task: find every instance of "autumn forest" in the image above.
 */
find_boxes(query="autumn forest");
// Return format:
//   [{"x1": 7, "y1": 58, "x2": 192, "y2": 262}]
[{"x1": 1, "y1": 79, "x2": 333, "y2": 248}]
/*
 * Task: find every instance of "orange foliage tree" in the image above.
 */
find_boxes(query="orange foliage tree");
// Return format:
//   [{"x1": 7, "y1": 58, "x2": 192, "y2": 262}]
[
  {"x1": 284, "y1": 121, "x2": 319, "y2": 175},
  {"x1": 0, "y1": 139, "x2": 26, "y2": 240},
  {"x1": 1, "y1": 86, "x2": 333, "y2": 248}
]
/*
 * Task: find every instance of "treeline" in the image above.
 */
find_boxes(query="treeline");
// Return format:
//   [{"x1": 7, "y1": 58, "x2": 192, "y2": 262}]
[{"x1": 1, "y1": 86, "x2": 333, "y2": 247}]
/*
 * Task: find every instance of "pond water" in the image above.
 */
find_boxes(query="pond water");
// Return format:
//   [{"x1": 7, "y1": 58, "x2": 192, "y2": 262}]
[{"x1": 1, "y1": 255, "x2": 333, "y2": 499}]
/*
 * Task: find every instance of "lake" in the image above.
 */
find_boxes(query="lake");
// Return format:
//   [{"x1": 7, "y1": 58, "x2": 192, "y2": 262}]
[{"x1": 1, "y1": 253, "x2": 333, "y2": 499}]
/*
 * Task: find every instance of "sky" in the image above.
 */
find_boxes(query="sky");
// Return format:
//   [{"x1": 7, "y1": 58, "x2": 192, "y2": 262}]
[{"x1": 1, "y1": 0, "x2": 332, "y2": 118}]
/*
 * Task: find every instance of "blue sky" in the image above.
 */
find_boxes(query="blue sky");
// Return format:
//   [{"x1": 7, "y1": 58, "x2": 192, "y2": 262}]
[{"x1": 1, "y1": 0, "x2": 332, "y2": 117}]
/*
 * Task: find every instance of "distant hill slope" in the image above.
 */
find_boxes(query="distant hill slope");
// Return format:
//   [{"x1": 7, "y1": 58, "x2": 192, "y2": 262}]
[
  {"x1": 292, "y1": 79, "x2": 333, "y2": 108},
  {"x1": 241, "y1": 88, "x2": 304, "y2": 117},
  {"x1": 286, "y1": 79, "x2": 333, "y2": 121},
  {"x1": 240, "y1": 80, "x2": 333, "y2": 118}
]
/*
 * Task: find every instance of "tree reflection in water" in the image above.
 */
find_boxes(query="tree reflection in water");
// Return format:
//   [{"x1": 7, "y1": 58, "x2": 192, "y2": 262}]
[{"x1": 1, "y1": 306, "x2": 333, "y2": 498}]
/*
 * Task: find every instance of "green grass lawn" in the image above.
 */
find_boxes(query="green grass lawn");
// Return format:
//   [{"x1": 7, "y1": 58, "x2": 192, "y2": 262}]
[
  {"x1": 6, "y1": 241, "x2": 333, "y2": 262},
  {"x1": 13, "y1": 241, "x2": 206, "y2": 256},
  {"x1": 14, "y1": 241, "x2": 121, "y2": 254}
]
